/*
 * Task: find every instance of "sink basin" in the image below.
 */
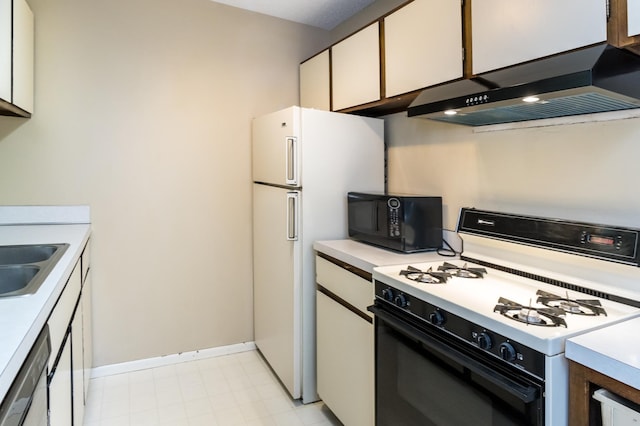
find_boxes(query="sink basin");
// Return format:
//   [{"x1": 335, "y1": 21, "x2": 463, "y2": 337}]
[
  {"x1": 0, "y1": 266, "x2": 40, "y2": 295},
  {"x1": 0, "y1": 244, "x2": 62, "y2": 265},
  {"x1": 0, "y1": 243, "x2": 69, "y2": 297}
]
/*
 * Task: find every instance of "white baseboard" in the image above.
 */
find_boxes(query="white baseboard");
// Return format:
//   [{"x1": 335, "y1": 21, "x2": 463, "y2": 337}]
[{"x1": 91, "y1": 341, "x2": 257, "y2": 379}]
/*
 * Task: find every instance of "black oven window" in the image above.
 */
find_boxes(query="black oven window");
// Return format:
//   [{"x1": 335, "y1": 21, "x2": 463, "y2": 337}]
[{"x1": 376, "y1": 317, "x2": 543, "y2": 426}]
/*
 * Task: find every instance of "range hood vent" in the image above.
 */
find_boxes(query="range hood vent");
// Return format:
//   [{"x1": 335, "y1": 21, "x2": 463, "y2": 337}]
[{"x1": 407, "y1": 43, "x2": 640, "y2": 126}]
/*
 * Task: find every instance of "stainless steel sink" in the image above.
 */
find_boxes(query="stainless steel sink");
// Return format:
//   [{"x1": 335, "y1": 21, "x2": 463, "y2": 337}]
[{"x1": 0, "y1": 244, "x2": 69, "y2": 297}]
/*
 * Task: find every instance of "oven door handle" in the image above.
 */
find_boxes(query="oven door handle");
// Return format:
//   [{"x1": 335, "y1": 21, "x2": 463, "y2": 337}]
[{"x1": 369, "y1": 305, "x2": 538, "y2": 404}]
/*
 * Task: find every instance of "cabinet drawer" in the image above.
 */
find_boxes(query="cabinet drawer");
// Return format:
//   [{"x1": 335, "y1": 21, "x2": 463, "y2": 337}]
[
  {"x1": 316, "y1": 255, "x2": 373, "y2": 317},
  {"x1": 47, "y1": 263, "x2": 81, "y2": 370}
]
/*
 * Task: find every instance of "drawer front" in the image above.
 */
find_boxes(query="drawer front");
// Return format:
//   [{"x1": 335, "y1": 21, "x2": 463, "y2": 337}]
[
  {"x1": 47, "y1": 263, "x2": 81, "y2": 370},
  {"x1": 316, "y1": 255, "x2": 373, "y2": 317}
]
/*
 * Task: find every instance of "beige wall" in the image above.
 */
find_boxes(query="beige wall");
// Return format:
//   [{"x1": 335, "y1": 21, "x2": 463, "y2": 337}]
[
  {"x1": 0, "y1": 0, "x2": 328, "y2": 366},
  {"x1": 385, "y1": 113, "x2": 640, "y2": 232}
]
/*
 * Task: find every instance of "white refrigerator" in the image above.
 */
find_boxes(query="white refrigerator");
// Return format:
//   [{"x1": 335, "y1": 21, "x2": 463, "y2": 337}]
[{"x1": 252, "y1": 106, "x2": 384, "y2": 403}]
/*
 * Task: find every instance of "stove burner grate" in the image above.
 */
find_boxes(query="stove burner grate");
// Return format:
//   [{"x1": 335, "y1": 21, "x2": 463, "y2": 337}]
[
  {"x1": 536, "y1": 290, "x2": 607, "y2": 316},
  {"x1": 494, "y1": 297, "x2": 568, "y2": 327},
  {"x1": 400, "y1": 265, "x2": 450, "y2": 284},
  {"x1": 437, "y1": 262, "x2": 487, "y2": 279}
]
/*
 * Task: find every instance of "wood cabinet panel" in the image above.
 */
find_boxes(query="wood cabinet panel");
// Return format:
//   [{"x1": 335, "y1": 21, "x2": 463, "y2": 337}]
[
  {"x1": 385, "y1": 0, "x2": 463, "y2": 97},
  {"x1": 332, "y1": 23, "x2": 380, "y2": 111},
  {"x1": 569, "y1": 360, "x2": 640, "y2": 426}
]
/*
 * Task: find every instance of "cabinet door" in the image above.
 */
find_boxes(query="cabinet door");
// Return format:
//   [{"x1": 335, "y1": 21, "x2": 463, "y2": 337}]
[
  {"x1": 317, "y1": 291, "x2": 374, "y2": 426},
  {"x1": 472, "y1": 0, "x2": 607, "y2": 74},
  {"x1": 332, "y1": 23, "x2": 380, "y2": 111},
  {"x1": 72, "y1": 310, "x2": 84, "y2": 426},
  {"x1": 0, "y1": 0, "x2": 10, "y2": 103},
  {"x1": 12, "y1": 0, "x2": 33, "y2": 112},
  {"x1": 82, "y1": 269, "x2": 93, "y2": 400},
  {"x1": 300, "y1": 50, "x2": 330, "y2": 111},
  {"x1": 629, "y1": 0, "x2": 640, "y2": 36},
  {"x1": 48, "y1": 264, "x2": 81, "y2": 371},
  {"x1": 49, "y1": 336, "x2": 72, "y2": 426},
  {"x1": 385, "y1": 0, "x2": 463, "y2": 97}
]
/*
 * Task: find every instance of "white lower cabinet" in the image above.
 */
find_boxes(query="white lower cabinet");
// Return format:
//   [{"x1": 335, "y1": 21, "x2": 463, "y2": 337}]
[
  {"x1": 71, "y1": 307, "x2": 84, "y2": 425},
  {"x1": 48, "y1": 334, "x2": 72, "y2": 426},
  {"x1": 316, "y1": 255, "x2": 374, "y2": 426},
  {"x1": 47, "y1": 239, "x2": 92, "y2": 426},
  {"x1": 82, "y1": 267, "x2": 93, "y2": 400}
]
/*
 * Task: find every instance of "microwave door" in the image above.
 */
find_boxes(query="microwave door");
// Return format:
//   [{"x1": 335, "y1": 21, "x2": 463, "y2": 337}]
[{"x1": 376, "y1": 200, "x2": 387, "y2": 235}]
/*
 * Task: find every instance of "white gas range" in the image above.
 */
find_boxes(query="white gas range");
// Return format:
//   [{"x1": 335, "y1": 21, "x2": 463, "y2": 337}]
[{"x1": 369, "y1": 208, "x2": 640, "y2": 426}]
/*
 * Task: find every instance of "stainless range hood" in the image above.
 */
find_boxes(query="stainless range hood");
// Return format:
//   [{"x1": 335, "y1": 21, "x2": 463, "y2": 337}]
[{"x1": 407, "y1": 43, "x2": 640, "y2": 126}]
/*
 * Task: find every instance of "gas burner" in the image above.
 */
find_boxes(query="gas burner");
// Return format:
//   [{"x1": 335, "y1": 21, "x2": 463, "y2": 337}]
[
  {"x1": 536, "y1": 290, "x2": 607, "y2": 316},
  {"x1": 494, "y1": 297, "x2": 568, "y2": 327},
  {"x1": 437, "y1": 262, "x2": 487, "y2": 279},
  {"x1": 400, "y1": 265, "x2": 450, "y2": 284}
]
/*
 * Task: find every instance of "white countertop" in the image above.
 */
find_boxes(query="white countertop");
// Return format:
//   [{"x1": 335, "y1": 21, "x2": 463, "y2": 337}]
[
  {"x1": 0, "y1": 208, "x2": 91, "y2": 403},
  {"x1": 313, "y1": 239, "x2": 456, "y2": 273},
  {"x1": 566, "y1": 317, "x2": 640, "y2": 390}
]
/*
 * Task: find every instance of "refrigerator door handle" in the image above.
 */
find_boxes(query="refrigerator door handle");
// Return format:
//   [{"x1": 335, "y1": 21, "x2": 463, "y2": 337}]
[
  {"x1": 285, "y1": 137, "x2": 298, "y2": 186},
  {"x1": 286, "y1": 192, "x2": 299, "y2": 241}
]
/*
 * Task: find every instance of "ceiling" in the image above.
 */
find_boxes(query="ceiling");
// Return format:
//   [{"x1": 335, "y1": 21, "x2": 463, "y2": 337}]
[{"x1": 209, "y1": 0, "x2": 376, "y2": 30}]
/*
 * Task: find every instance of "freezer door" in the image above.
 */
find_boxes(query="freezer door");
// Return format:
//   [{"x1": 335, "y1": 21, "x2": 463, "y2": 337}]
[
  {"x1": 252, "y1": 107, "x2": 300, "y2": 187},
  {"x1": 253, "y1": 183, "x2": 302, "y2": 399}
]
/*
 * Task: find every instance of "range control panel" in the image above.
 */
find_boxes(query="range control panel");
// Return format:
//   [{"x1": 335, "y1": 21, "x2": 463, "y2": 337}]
[{"x1": 374, "y1": 280, "x2": 546, "y2": 379}]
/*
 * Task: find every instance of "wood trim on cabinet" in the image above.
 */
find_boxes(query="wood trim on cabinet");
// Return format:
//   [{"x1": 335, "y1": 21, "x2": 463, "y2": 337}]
[
  {"x1": 569, "y1": 360, "x2": 640, "y2": 426},
  {"x1": 463, "y1": 0, "x2": 473, "y2": 78},
  {"x1": 317, "y1": 284, "x2": 373, "y2": 324},
  {"x1": 329, "y1": 48, "x2": 333, "y2": 111},
  {"x1": 608, "y1": 0, "x2": 640, "y2": 52},
  {"x1": 379, "y1": 19, "x2": 386, "y2": 100},
  {"x1": 316, "y1": 251, "x2": 372, "y2": 282}
]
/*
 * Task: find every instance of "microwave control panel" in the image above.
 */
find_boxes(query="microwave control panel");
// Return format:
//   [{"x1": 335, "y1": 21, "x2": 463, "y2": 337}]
[{"x1": 388, "y1": 198, "x2": 401, "y2": 237}]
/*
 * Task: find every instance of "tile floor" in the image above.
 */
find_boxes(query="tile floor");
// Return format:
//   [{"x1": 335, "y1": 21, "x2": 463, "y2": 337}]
[{"x1": 83, "y1": 350, "x2": 342, "y2": 426}]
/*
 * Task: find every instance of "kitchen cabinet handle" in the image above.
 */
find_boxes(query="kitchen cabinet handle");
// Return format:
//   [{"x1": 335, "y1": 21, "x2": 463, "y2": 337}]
[
  {"x1": 287, "y1": 192, "x2": 299, "y2": 241},
  {"x1": 286, "y1": 137, "x2": 298, "y2": 185}
]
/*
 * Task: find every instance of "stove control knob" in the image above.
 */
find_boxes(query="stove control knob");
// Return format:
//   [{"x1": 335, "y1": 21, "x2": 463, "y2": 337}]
[
  {"x1": 394, "y1": 293, "x2": 409, "y2": 308},
  {"x1": 499, "y1": 342, "x2": 517, "y2": 362},
  {"x1": 428, "y1": 311, "x2": 445, "y2": 326},
  {"x1": 381, "y1": 288, "x2": 395, "y2": 302},
  {"x1": 476, "y1": 332, "x2": 492, "y2": 350}
]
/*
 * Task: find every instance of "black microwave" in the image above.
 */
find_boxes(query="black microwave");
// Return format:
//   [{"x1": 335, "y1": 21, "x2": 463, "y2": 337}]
[{"x1": 347, "y1": 192, "x2": 443, "y2": 253}]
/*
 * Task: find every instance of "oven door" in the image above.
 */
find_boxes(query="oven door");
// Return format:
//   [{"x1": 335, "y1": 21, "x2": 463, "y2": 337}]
[{"x1": 370, "y1": 303, "x2": 544, "y2": 426}]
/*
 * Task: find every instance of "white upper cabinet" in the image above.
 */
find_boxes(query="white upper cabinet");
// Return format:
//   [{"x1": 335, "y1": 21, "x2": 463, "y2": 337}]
[
  {"x1": 0, "y1": 0, "x2": 12, "y2": 104},
  {"x1": 0, "y1": 0, "x2": 34, "y2": 115},
  {"x1": 629, "y1": 0, "x2": 640, "y2": 36},
  {"x1": 472, "y1": 0, "x2": 607, "y2": 74},
  {"x1": 332, "y1": 23, "x2": 381, "y2": 111},
  {"x1": 13, "y1": 0, "x2": 34, "y2": 113},
  {"x1": 300, "y1": 50, "x2": 330, "y2": 111},
  {"x1": 385, "y1": 0, "x2": 463, "y2": 97}
]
